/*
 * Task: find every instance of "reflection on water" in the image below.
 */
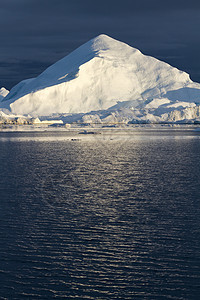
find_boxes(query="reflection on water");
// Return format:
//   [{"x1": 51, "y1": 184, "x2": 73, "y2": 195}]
[{"x1": 0, "y1": 130, "x2": 200, "y2": 299}]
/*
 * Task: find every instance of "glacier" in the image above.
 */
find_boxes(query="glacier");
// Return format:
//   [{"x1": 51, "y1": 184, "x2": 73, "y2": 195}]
[{"x1": 1, "y1": 34, "x2": 200, "y2": 123}]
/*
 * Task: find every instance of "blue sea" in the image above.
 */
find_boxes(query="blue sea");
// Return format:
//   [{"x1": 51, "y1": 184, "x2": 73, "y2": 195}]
[{"x1": 0, "y1": 128, "x2": 200, "y2": 299}]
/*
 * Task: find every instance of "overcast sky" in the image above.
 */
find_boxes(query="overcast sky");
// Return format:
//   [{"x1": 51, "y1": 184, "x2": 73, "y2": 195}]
[{"x1": 1, "y1": 0, "x2": 200, "y2": 89}]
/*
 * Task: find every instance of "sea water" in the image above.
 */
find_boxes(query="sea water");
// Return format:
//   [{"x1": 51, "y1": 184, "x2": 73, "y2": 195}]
[{"x1": 0, "y1": 129, "x2": 200, "y2": 299}]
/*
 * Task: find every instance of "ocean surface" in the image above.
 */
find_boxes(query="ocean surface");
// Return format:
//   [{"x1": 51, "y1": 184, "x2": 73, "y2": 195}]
[{"x1": 0, "y1": 128, "x2": 200, "y2": 299}]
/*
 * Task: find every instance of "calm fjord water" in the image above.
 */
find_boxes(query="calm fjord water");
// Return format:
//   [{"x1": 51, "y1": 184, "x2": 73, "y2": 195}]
[{"x1": 0, "y1": 129, "x2": 200, "y2": 299}]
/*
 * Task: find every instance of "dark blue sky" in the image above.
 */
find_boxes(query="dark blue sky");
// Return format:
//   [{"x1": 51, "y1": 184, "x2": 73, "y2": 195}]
[{"x1": 1, "y1": 0, "x2": 200, "y2": 89}]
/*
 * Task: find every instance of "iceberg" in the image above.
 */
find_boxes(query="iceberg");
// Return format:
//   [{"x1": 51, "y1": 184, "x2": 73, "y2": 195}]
[{"x1": 1, "y1": 34, "x2": 200, "y2": 123}]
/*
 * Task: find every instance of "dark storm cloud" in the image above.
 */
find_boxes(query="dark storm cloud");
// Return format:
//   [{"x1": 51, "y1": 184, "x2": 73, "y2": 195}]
[
  {"x1": 1, "y1": 0, "x2": 200, "y2": 89},
  {"x1": 15, "y1": 0, "x2": 200, "y2": 14}
]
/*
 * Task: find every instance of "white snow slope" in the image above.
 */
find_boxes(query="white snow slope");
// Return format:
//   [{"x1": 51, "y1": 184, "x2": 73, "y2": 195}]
[{"x1": 1, "y1": 34, "x2": 200, "y2": 122}]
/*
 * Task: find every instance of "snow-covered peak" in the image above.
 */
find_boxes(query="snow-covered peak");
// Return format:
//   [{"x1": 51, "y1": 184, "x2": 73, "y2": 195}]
[
  {"x1": 36, "y1": 34, "x2": 137, "y2": 83},
  {"x1": 90, "y1": 34, "x2": 136, "y2": 53}
]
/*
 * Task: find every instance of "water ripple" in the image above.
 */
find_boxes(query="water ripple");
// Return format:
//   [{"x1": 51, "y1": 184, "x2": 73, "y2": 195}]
[{"x1": 0, "y1": 131, "x2": 200, "y2": 299}]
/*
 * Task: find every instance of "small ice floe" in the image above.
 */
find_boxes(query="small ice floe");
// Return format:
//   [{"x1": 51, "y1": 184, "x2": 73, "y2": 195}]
[{"x1": 78, "y1": 130, "x2": 100, "y2": 135}]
